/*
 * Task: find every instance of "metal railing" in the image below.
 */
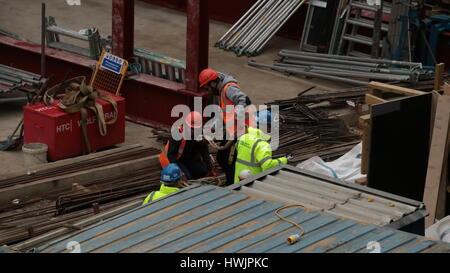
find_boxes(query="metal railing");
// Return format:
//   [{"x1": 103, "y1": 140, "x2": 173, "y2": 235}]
[{"x1": 134, "y1": 48, "x2": 186, "y2": 83}]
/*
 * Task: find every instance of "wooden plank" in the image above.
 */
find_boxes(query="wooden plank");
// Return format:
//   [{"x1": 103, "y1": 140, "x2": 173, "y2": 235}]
[
  {"x1": 358, "y1": 114, "x2": 370, "y2": 129},
  {"x1": 0, "y1": 155, "x2": 159, "y2": 208},
  {"x1": 365, "y1": 93, "x2": 387, "y2": 105},
  {"x1": 423, "y1": 95, "x2": 450, "y2": 228},
  {"x1": 434, "y1": 63, "x2": 445, "y2": 91},
  {"x1": 359, "y1": 114, "x2": 371, "y2": 175},
  {"x1": 368, "y1": 81, "x2": 426, "y2": 96},
  {"x1": 429, "y1": 91, "x2": 440, "y2": 144}
]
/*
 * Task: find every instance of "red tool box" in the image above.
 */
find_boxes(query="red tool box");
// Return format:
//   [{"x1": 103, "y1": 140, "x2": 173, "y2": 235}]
[{"x1": 23, "y1": 91, "x2": 125, "y2": 161}]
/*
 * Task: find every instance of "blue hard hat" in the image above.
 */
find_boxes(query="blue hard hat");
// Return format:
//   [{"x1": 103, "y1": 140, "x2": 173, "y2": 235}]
[
  {"x1": 256, "y1": 110, "x2": 272, "y2": 125},
  {"x1": 161, "y1": 163, "x2": 182, "y2": 182}
]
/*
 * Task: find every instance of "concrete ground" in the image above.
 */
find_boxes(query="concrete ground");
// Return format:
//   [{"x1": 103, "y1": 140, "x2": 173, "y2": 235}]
[{"x1": 0, "y1": 0, "x2": 350, "y2": 175}]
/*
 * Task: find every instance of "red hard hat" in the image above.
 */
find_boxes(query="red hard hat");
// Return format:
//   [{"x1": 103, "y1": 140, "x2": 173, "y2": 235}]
[
  {"x1": 199, "y1": 68, "x2": 218, "y2": 87},
  {"x1": 185, "y1": 111, "x2": 202, "y2": 128}
]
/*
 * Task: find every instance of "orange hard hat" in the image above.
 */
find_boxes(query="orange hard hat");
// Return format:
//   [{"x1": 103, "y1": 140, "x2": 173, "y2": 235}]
[
  {"x1": 199, "y1": 68, "x2": 218, "y2": 87},
  {"x1": 185, "y1": 111, "x2": 202, "y2": 128}
]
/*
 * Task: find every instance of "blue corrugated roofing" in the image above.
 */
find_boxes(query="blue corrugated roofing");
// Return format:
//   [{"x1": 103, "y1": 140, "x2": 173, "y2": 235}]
[{"x1": 30, "y1": 184, "x2": 449, "y2": 253}]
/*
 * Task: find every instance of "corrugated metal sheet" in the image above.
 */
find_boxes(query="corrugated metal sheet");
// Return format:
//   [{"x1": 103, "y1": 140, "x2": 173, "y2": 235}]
[
  {"x1": 27, "y1": 184, "x2": 449, "y2": 253},
  {"x1": 229, "y1": 165, "x2": 424, "y2": 226}
]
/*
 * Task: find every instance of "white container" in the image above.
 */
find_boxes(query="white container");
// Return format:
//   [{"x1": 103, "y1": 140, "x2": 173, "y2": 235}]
[
  {"x1": 22, "y1": 143, "x2": 48, "y2": 167},
  {"x1": 426, "y1": 215, "x2": 450, "y2": 243}
]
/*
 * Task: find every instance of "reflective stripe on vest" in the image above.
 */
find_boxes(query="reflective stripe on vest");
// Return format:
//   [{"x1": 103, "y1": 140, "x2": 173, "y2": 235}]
[
  {"x1": 220, "y1": 82, "x2": 238, "y2": 110},
  {"x1": 220, "y1": 82, "x2": 256, "y2": 137},
  {"x1": 235, "y1": 139, "x2": 274, "y2": 168}
]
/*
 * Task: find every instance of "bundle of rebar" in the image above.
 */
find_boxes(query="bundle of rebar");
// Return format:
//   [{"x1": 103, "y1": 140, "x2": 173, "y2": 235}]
[
  {"x1": 0, "y1": 144, "x2": 227, "y2": 246},
  {"x1": 249, "y1": 49, "x2": 434, "y2": 85},
  {"x1": 267, "y1": 88, "x2": 363, "y2": 164},
  {"x1": 0, "y1": 163, "x2": 161, "y2": 245},
  {"x1": 0, "y1": 145, "x2": 160, "y2": 189},
  {"x1": 216, "y1": 0, "x2": 308, "y2": 56}
]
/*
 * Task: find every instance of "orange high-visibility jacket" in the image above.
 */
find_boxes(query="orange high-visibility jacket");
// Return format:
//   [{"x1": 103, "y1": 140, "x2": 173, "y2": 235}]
[{"x1": 220, "y1": 82, "x2": 255, "y2": 138}]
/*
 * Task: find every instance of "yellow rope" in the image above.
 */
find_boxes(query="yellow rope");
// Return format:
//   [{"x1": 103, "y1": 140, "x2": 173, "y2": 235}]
[{"x1": 275, "y1": 204, "x2": 306, "y2": 244}]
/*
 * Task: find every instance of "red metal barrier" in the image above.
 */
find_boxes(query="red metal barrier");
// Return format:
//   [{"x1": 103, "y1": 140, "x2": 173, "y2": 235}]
[{"x1": 0, "y1": 35, "x2": 209, "y2": 128}]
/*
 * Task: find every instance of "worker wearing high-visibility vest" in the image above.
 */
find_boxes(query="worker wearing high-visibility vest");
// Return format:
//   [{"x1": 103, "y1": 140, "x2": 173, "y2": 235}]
[
  {"x1": 159, "y1": 111, "x2": 217, "y2": 180},
  {"x1": 142, "y1": 163, "x2": 182, "y2": 205},
  {"x1": 234, "y1": 110, "x2": 291, "y2": 183},
  {"x1": 199, "y1": 68, "x2": 254, "y2": 185}
]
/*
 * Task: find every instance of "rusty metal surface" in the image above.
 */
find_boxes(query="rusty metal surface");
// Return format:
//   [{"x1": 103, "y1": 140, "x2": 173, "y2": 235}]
[
  {"x1": 112, "y1": 0, "x2": 135, "y2": 60},
  {"x1": 26, "y1": 184, "x2": 449, "y2": 253},
  {"x1": 230, "y1": 165, "x2": 424, "y2": 226}
]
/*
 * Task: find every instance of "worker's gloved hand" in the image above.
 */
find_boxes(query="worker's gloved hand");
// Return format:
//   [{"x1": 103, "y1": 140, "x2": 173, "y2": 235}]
[
  {"x1": 285, "y1": 153, "x2": 294, "y2": 160},
  {"x1": 208, "y1": 169, "x2": 218, "y2": 177}
]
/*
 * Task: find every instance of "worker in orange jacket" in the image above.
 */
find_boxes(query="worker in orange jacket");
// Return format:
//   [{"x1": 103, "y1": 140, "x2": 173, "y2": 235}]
[
  {"x1": 159, "y1": 111, "x2": 217, "y2": 180},
  {"x1": 198, "y1": 68, "x2": 255, "y2": 185}
]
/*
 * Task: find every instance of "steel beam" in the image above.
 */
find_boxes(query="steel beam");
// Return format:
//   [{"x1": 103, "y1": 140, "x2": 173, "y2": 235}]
[
  {"x1": 112, "y1": 0, "x2": 135, "y2": 60},
  {"x1": 185, "y1": 0, "x2": 209, "y2": 92}
]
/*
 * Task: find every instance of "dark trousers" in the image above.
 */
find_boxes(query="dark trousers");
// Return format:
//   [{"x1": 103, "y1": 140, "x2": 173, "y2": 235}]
[
  {"x1": 178, "y1": 160, "x2": 208, "y2": 180},
  {"x1": 216, "y1": 140, "x2": 237, "y2": 186}
]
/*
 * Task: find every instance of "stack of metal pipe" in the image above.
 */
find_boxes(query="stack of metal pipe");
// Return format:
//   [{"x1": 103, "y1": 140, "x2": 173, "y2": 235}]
[
  {"x1": 249, "y1": 49, "x2": 433, "y2": 85},
  {"x1": 216, "y1": 0, "x2": 307, "y2": 56},
  {"x1": 0, "y1": 64, "x2": 46, "y2": 94}
]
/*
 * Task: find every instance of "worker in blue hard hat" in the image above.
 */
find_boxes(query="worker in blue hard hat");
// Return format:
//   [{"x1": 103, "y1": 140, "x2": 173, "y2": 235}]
[
  {"x1": 142, "y1": 163, "x2": 183, "y2": 205},
  {"x1": 234, "y1": 109, "x2": 292, "y2": 183}
]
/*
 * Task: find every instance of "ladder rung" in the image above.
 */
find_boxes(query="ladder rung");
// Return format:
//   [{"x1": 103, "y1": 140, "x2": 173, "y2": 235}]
[
  {"x1": 342, "y1": 34, "x2": 383, "y2": 47},
  {"x1": 347, "y1": 18, "x2": 389, "y2": 32},
  {"x1": 47, "y1": 42, "x2": 91, "y2": 57},
  {"x1": 46, "y1": 26, "x2": 90, "y2": 41},
  {"x1": 351, "y1": 1, "x2": 391, "y2": 14}
]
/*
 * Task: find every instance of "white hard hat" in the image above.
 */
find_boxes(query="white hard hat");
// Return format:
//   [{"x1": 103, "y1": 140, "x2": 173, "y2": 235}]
[{"x1": 238, "y1": 170, "x2": 253, "y2": 181}]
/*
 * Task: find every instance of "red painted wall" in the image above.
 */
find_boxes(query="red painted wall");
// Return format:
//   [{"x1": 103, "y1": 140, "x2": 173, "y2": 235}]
[{"x1": 140, "y1": 0, "x2": 307, "y2": 40}]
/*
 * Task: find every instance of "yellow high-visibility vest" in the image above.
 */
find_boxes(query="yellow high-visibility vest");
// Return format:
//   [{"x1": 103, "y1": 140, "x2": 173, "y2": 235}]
[
  {"x1": 234, "y1": 127, "x2": 287, "y2": 183},
  {"x1": 142, "y1": 183, "x2": 180, "y2": 205}
]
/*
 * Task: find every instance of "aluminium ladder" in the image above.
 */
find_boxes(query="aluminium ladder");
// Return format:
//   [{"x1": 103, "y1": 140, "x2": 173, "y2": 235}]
[{"x1": 337, "y1": 0, "x2": 391, "y2": 57}]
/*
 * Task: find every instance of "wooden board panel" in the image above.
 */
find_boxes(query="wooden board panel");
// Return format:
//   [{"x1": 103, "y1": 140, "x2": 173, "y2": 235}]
[{"x1": 423, "y1": 95, "x2": 450, "y2": 227}]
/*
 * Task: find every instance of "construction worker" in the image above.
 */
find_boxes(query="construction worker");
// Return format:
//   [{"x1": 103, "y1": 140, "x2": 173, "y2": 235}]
[
  {"x1": 159, "y1": 111, "x2": 217, "y2": 180},
  {"x1": 198, "y1": 68, "x2": 254, "y2": 185},
  {"x1": 142, "y1": 163, "x2": 182, "y2": 205},
  {"x1": 234, "y1": 110, "x2": 290, "y2": 183}
]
